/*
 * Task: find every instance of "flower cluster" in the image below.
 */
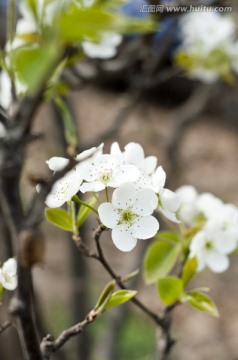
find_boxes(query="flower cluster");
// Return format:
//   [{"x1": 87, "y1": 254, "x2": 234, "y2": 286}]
[
  {"x1": 176, "y1": 185, "x2": 238, "y2": 273},
  {"x1": 43, "y1": 142, "x2": 180, "y2": 251},
  {"x1": 175, "y1": 12, "x2": 238, "y2": 83},
  {"x1": 0, "y1": 258, "x2": 17, "y2": 291}
]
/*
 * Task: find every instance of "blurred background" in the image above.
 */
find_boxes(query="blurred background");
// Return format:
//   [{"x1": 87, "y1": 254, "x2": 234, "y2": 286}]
[{"x1": 1, "y1": 0, "x2": 238, "y2": 359}]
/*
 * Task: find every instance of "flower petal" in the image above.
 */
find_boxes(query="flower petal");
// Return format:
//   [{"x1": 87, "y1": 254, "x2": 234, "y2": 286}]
[
  {"x1": 159, "y1": 208, "x2": 180, "y2": 223},
  {"x1": 152, "y1": 166, "x2": 166, "y2": 192},
  {"x1": 124, "y1": 142, "x2": 144, "y2": 166},
  {"x1": 143, "y1": 156, "x2": 157, "y2": 174},
  {"x1": 112, "y1": 225, "x2": 137, "y2": 251},
  {"x1": 98, "y1": 203, "x2": 120, "y2": 228},
  {"x1": 160, "y1": 189, "x2": 181, "y2": 212},
  {"x1": 76, "y1": 143, "x2": 104, "y2": 161},
  {"x1": 131, "y1": 188, "x2": 158, "y2": 216},
  {"x1": 109, "y1": 165, "x2": 140, "y2": 187},
  {"x1": 112, "y1": 183, "x2": 136, "y2": 209},
  {"x1": 80, "y1": 181, "x2": 105, "y2": 193},
  {"x1": 206, "y1": 251, "x2": 229, "y2": 273},
  {"x1": 46, "y1": 157, "x2": 69, "y2": 171},
  {"x1": 131, "y1": 216, "x2": 159, "y2": 239}
]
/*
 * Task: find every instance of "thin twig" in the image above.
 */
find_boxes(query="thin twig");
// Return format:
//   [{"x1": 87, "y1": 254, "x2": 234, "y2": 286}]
[
  {"x1": 40, "y1": 309, "x2": 98, "y2": 360},
  {"x1": 0, "y1": 321, "x2": 12, "y2": 334}
]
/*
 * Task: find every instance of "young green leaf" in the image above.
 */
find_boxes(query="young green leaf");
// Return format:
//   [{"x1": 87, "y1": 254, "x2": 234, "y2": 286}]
[
  {"x1": 58, "y1": 4, "x2": 155, "y2": 43},
  {"x1": 156, "y1": 231, "x2": 181, "y2": 244},
  {"x1": 105, "y1": 290, "x2": 137, "y2": 309},
  {"x1": 54, "y1": 97, "x2": 78, "y2": 152},
  {"x1": 182, "y1": 290, "x2": 219, "y2": 317},
  {"x1": 182, "y1": 257, "x2": 197, "y2": 287},
  {"x1": 45, "y1": 208, "x2": 73, "y2": 231},
  {"x1": 76, "y1": 197, "x2": 97, "y2": 227},
  {"x1": 143, "y1": 240, "x2": 181, "y2": 284},
  {"x1": 10, "y1": 41, "x2": 60, "y2": 95},
  {"x1": 157, "y1": 276, "x2": 183, "y2": 306},
  {"x1": 95, "y1": 280, "x2": 116, "y2": 314}
]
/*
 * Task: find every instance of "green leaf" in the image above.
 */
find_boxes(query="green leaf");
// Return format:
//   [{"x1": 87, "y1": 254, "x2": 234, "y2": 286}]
[
  {"x1": 156, "y1": 231, "x2": 181, "y2": 244},
  {"x1": 157, "y1": 276, "x2": 183, "y2": 306},
  {"x1": 143, "y1": 240, "x2": 181, "y2": 284},
  {"x1": 58, "y1": 4, "x2": 155, "y2": 43},
  {"x1": 182, "y1": 257, "x2": 197, "y2": 287},
  {"x1": 105, "y1": 290, "x2": 137, "y2": 309},
  {"x1": 95, "y1": 280, "x2": 116, "y2": 314},
  {"x1": 45, "y1": 208, "x2": 73, "y2": 231},
  {"x1": 75, "y1": 197, "x2": 97, "y2": 227},
  {"x1": 54, "y1": 97, "x2": 78, "y2": 152},
  {"x1": 182, "y1": 290, "x2": 219, "y2": 317},
  {"x1": 10, "y1": 41, "x2": 60, "y2": 94}
]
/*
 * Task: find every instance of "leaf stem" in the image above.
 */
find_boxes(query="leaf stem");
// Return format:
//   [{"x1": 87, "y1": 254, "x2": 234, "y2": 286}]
[{"x1": 71, "y1": 195, "x2": 98, "y2": 215}]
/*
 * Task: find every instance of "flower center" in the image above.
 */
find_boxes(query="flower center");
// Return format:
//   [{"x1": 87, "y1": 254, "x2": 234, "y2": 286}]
[
  {"x1": 120, "y1": 210, "x2": 136, "y2": 225},
  {"x1": 205, "y1": 240, "x2": 213, "y2": 250},
  {"x1": 100, "y1": 169, "x2": 113, "y2": 184}
]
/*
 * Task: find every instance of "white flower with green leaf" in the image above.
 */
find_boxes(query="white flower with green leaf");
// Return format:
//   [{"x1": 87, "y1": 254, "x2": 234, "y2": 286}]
[
  {"x1": 0, "y1": 258, "x2": 17, "y2": 291},
  {"x1": 175, "y1": 12, "x2": 238, "y2": 83},
  {"x1": 98, "y1": 183, "x2": 159, "y2": 251}
]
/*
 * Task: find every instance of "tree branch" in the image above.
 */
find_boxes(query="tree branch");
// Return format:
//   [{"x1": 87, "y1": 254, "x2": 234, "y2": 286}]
[{"x1": 40, "y1": 309, "x2": 98, "y2": 360}]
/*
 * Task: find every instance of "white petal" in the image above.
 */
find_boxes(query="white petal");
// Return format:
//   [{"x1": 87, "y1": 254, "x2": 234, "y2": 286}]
[
  {"x1": 131, "y1": 216, "x2": 159, "y2": 239},
  {"x1": 109, "y1": 165, "x2": 140, "y2": 187},
  {"x1": 131, "y1": 188, "x2": 158, "y2": 216},
  {"x1": 175, "y1": 185, "x2": 198, "y2": 203},
  {"x1": 0, "y1": 258, "x2": 17, "y2": 291},
  {"x1": 159, "y1": 208, "x2": 180, "y2": 223},
  {"x1": 112, "y1": 225, "x2": 137, "y2": 252},
  {"x1": 110, "y1": 142, "x2": 122, "y2": 157},
  {"x1": 112, "y1": 183, "x2": 136, "y2": 209},
  {"x1": 45, "y1": 170, "x2": 82, "y2": 208},
  {"x1": 190, "y1": 232, "x2": 206, "y2": 253},
  {"x1": 124, "y1": 142, "x2": 145, "y2": 166},
  {"x1": 152, "y1": 166, "x2": 166, "y2": 192},
  {"x1": 143, "y1": 156, "x2": 157, "y2": 174},
  {"x1": 46, "y1": 157, "x2": 69, "y2": 171},
  {"x1": 79, "y1": 181, "x2": 105, "y2": 193},
  {"x1": 98, "y1": 203, "x2": 120, "y2": 228},
  {"x1": 2, "y1": 258, "x2": 17, "y2": 276},
  {"x1": 206, "y1": 251, "x2": 229, "y2": 273},
  {"x1": 160, "y1": 189, "x2": 181, "y2": 212},
  {"x1": 213, "y1": 235, "x2": 237, "y2": 255},
  {"x1": 75, "y1": 143, "x2": 104, "y2": 161}
]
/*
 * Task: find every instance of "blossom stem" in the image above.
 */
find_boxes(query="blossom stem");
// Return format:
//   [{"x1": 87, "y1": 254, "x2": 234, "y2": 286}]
[
  {"x1": 69, "y1": 200, "x2": 78, "y2": 236},
  {"x1": 105, "y1": 187, "x2": 109, "y2": 202},
  {"x1": 71, "y1": 195, "x2": 98, "y2": 215},
  {"x1": 93, "y1": 192, "x2": 101, "y2": 205}
]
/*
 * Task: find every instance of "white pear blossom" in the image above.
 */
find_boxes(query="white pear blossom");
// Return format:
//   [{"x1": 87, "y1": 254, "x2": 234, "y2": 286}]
[
  {"x1": 98, "y1": 183, "x2": 159, "y2": 251},
  {"x1": 82, "y1": 32, "x2": 122, "y2": 59},
  {"x1": 79, "y1": 154, "x2": 140, "y2": 193},
  {"x1": 0, "y1": 258, "x2": 17, "y2": 291},
  {"x1": 176, "y1": 12, "x2": 238, "y2": 83},
  {"x1": 110, "y1": 142, "x2": 180, "y2": 222},
  {"x1": 190, "y1": 219, "x2": 237, "y2": 273}
]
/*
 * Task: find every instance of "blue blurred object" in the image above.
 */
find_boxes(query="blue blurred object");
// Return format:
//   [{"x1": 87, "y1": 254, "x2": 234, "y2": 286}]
[
  {"x1": 0, "y1": 0, "x2": 7, "y2": 48},
  {"x1": 120, "y1": 0, "x2": 180, "y2": 60}
]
